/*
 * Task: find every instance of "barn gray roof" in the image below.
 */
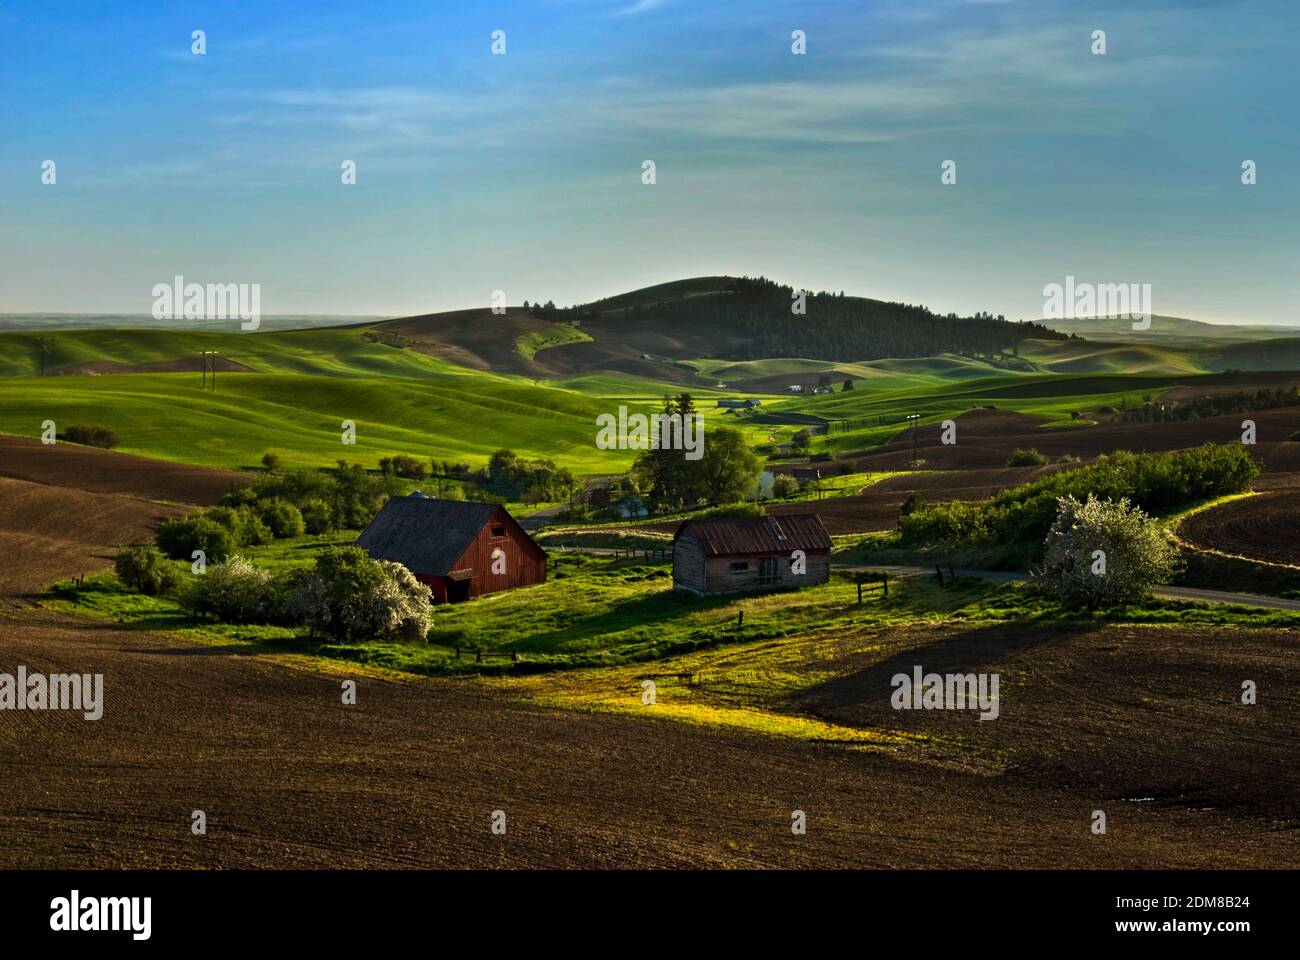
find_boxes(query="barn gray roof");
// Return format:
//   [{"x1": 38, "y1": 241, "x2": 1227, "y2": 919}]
[
  {"x1": 673, "y1": 513, "x2": 832, "y2": 557},
  {"x1": 356, "y1": 496, "x2": 501, "y2": 574}
]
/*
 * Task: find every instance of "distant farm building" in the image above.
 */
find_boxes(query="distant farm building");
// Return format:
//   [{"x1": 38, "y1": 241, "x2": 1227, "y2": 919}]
[
  {"x1": 615, "y1": 494, "x2": 649, "y2": 518},
  {"x1": 716, "y1": 398, "x2": 762, "y2": 409},
  {"x1": 787, "y1": 385, "x2": 803, "y2": 393},
  {"x1": 672, "y1": 513, "x2": 832, "y2": 596},
  {"x1": 356, "y1": 493, "x2": 546, "y2": 603}
]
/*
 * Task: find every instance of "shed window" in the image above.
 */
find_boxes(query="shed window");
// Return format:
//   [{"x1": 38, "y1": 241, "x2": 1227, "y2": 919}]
[
  {"x1": 490, "y1": 525, "x2": 506, "y2": 539},
  {"x1": 729, "y1": 561, "x2": 749, "y2": 573}
]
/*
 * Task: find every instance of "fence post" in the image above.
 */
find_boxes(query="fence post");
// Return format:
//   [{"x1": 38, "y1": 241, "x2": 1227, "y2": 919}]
[
  {"x1": 935, "y1": 565, "x2": 945, "y2": 586},
  {"x1": 883, "y1": 574, "x2": 888, "y2": 598}
]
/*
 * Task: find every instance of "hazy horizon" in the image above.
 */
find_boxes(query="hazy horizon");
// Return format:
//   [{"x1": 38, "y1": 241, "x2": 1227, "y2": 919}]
[{"x1": 3, "y1": 0, "x2": 1298, "y2": 324}]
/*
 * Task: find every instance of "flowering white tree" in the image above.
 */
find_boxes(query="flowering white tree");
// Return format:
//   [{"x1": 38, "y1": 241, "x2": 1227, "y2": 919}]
[
  {"x1": 1040, "y1": 494, "x2": 1180, "y2": 607},
  {"x1": 371, "y1": 561, "x2": 433, "y2": 642},
  {"x1": 193, "y1": 554, "x2": 275, "y2": 622},
  {"x1": 283, "y1": 549, "x2": 431, "y2": 642}
]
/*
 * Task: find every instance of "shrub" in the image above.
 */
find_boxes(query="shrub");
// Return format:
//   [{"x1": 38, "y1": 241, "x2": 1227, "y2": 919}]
[
  {"x1": 203, "y1": 505, "x2": 270, "y2": 546},
  {"x1": 261, "y1": 452, "x2": 282, "y2": 472},
  {"x1": 332, "y1": 461, "x2": 401, "y2": 529},
  {"x1": 370, "y1": 561, "x2": 433, "y2": 641},
  {"x1": 61, "y1": 424, "x2": 118, "y2": 449},
  {"x1": 900, "y1": 444, "x2": 1257, "y2": 557},
  {"x1": 258, "y1": 499, "x2": 305, "y2": 539},
  {"x1": 299, "y1": 498, "x2": 333, "y2": 534},
  {"x1": 156, "y1": 516, "x2": 234, "y2": 562},
  {"x1": 689, "y1": 501, "x2": 765, "y2": 520},
  {"x1": 284, "y1": 547, "x2": 430, "y2": 642},
  {"x1": 113, "y1": 545, "x2": 177, "y2": 595},
  {"x1": 208, "y1": 505, "x2": 271, "y2": 546},
  {"x1": 772, "y1": 474, "x2": 800, "y2": 499},
  {"x1": 190, "y1": 555, "x2": 276, "y2": 622},
  {"x1": 1038, "y1": 494, "x2": 1181, "y2": 607},
  {"x1": 241, "y1": 511, "x2": 273, "y2": 545},
  {"x1": 791, "y1": 429, "x2": 812, "y2": 450},
  {"x1": 1289, "y1": 431, "x2": 1300, "y2": 442},
  {"x1": 379, "y1": 455, "x2": 427, "y2": 480},
  {"x1": 1007, "y1": 447, "x2": 1050, "y2": 467},
  {"x1": 898, "y1": 491, "x2": 925, "y2": 517}
]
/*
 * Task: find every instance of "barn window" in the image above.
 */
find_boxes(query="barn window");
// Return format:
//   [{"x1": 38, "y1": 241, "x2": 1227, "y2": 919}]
[
  {"x1": 490, "y1": 525, "x2": 506, "y2": 539},
  {"x1": 757, "y1": 557, "x2": 779, "y2": 585},
  {"x1": 729, "y1": 561, "x2": 749, "y2": 573}
]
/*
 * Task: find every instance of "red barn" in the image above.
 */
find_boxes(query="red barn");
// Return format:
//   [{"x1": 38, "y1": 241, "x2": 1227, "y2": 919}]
[{"x1": 356, "y1": 493, "x2": 546, "y2": 603}]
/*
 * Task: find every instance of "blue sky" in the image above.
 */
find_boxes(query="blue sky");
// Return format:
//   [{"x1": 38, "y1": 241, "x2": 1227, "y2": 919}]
[{"x1": 1, "y1": 0, "x2": 1297, "y2": 323}]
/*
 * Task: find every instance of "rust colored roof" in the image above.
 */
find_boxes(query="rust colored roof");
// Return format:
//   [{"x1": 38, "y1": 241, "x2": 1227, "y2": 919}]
[{"x1": 673, "y1": 513, "x2": 832, "y2": 557}]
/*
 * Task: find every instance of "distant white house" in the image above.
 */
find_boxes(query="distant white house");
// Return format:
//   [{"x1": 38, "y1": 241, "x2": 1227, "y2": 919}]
[{"x1": 788, "y1": 385, "x2": 803, "y2": 393}]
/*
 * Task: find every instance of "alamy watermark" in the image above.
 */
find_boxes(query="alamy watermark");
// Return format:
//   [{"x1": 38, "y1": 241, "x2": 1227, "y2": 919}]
[
  {"x1": 0, "y1": 666, "x2": 103, "y2": 720},
  {"x1": 596, "y1": 405, "x2": 704, "y2": 460},
  {"x1": 50, "y1": 891, "x2": 150, "y2": 940},
  {"x1": 1043, "y1": 274, "x2": 1152, "y2": 331},
  {"x1": 891, "y1": 666, "x2": 999, "y2": 720},
  {"x1": 151, "y1": 275, "x2": 261, "y2": 330}
]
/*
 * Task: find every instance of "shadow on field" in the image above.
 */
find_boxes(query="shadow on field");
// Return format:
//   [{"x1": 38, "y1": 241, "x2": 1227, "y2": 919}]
[
  {"x1": 124, "y1": 643, "x2": 269, "y2": 657},
  {"x1": 789, "y1": 621, "x2": 1095, "y2": 717},
  {"x1": 511, "y1": 588, "x2": 739, "y2": 652}
]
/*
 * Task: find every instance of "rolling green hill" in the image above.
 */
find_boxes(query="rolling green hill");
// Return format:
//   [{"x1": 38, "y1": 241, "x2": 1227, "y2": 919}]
[
  {"x1": 6, "y1": 277, "x2": 1300, "y2": 478},
  {"x1": 1048, "y1": 314, "x2": 1298, "y2": 345},
  {"x1": 0, "y1": 373, "x2": 676, "y2": 472},
  {"x1": 0, "y1": 327, "x2": 463, "y2": 379}
]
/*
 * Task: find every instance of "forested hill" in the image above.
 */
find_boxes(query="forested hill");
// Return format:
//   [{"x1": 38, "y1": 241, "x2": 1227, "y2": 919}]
[{"x1": 537, "y1": 276, "x2": 1068, "y2": 363}]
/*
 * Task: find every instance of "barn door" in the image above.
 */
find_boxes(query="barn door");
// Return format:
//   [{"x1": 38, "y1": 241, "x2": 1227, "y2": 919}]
[{"x1": 758, "y1": 557, "x2": 778, "y2": 585}]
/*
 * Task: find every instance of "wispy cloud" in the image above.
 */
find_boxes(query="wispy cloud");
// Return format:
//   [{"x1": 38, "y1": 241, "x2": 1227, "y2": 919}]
[{"x1": 613, "y1": 0, "x2": 670, "y2": 17}]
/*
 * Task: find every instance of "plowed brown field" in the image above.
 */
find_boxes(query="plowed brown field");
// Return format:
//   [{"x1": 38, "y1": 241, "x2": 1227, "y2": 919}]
[
  {"x1": 3, "y1": 604, "x2": 1296, "y2": 868},
  {"x1": 1180, "y1": 491, "x2": 1300, "y2": 566},
  {"x1": 0, "y1": 435, "x2": 246, "y2": 504},
  {"x1": 1, "y1": 427, "x2": 1298, "y2": 869}
]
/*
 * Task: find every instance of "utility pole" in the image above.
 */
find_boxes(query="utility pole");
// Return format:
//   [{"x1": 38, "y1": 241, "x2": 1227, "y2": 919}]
[
  {"x1": 199, "y1": 351, "x2": 219, "y2": 391},
  {"x1": 38, "y1": 337, "x2": 53, "y2": 376},
  {"x1": 905, "y1": 411, "x2": 921, "y2": 465}
]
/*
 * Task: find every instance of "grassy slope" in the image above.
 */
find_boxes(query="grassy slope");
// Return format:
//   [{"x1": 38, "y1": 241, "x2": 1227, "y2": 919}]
[
  {"x1": 0, "y1": 327, "x2": 459, "y2": 378},
  {"x1": 0, "y1": 326, "x2": 769, "y2": 472},
  {"x1": 6, "y1": 322, "x2": 1299, "y2": 475},
  {"x1": 56, "y1": 547, "x2": 1300, "y2": 679},
  {"x1": 0, "y1": 373, "x2": 671, "y2": 472},
  {"x1": 770, "y1": 368, "x2": 1196, "y2": 452}
]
